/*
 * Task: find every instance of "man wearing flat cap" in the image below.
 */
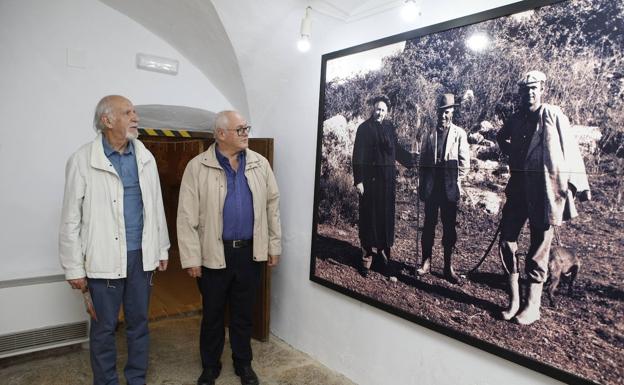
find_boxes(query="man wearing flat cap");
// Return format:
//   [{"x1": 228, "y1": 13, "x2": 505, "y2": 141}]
[
  {"x1": 416, "y1": 93, "x2": 469, "y2": 284},
  {"x1": 352, "y1": 95, "x2": 416, "y2": 277},
  {"x1": 497, "y1": 70, "x2": 591, "y2": 325}
]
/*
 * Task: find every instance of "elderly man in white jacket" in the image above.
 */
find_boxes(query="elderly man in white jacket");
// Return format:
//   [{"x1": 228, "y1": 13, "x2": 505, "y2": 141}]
[{"x1": 59, "y1": 95, "x2": 170, "y2": 385}]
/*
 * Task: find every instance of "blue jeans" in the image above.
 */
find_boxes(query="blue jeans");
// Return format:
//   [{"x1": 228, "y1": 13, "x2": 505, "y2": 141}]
[{"x1": 88, "y1": 250, "x2": 153, "y2": 385}]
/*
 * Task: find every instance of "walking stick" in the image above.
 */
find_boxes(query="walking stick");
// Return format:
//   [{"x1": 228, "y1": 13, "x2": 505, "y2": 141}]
[
  {"x1": 413, "y1": 140, "x2": 421, "y2": 277},
  {"x1": 467, "y1": 219, "x2": 502, "y2": 275},
  {"x1": 466, "y1": 180, "x2": 506, "y2": 275}
]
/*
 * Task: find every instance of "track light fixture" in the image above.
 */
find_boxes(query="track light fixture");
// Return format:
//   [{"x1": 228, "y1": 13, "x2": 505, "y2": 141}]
[{"x1": 298, "y1": 6, "x2": 312, "y2": 52}]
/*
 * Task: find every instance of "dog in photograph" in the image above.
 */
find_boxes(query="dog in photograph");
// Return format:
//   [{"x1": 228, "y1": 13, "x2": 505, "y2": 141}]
[{"x1": 546, "y1": 246, "x2": 581, "y2": 307}]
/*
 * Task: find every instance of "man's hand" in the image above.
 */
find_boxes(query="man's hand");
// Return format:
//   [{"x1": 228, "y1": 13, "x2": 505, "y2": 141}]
[
  {"x1": 356, "y1": 183, "x2": 364, "y2": 195},
  {"x1": 568, "y1": 183, "x2": 591, "y2": 202},
  {"x1": 186, "y1": 266, "x2": 202, "y2": 278},
  {"x1": 67, "y1": 278, "x2": 87, "y2": 290},
  {"x1": 578, "y1": 190, "x2": 591, "y2": 202},
  {"x1": 158, "y1": 260, "x2": 168, "y2": 271},
  {"x1": 268, "y1": 255, "x2": 280, "y2": 267}
]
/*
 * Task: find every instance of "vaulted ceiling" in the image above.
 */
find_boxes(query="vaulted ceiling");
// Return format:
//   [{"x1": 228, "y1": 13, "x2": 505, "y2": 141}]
[
  {"x1": 97, "y1": 0, "x2": 410, "y2": 117},
  {"x1": 99, "y1": 0, "x2": 249, "y2": 116}
]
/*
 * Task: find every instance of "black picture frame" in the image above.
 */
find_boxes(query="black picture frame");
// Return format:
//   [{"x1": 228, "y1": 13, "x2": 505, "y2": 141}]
[{"x1": 309, "y1": 1, "x2": 623, "y2": 384}]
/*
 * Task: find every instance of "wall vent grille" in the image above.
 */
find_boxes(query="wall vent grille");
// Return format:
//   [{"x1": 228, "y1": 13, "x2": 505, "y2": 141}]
[{"x1": 0, "y1": 321, "x2": 88, "y2": 356}]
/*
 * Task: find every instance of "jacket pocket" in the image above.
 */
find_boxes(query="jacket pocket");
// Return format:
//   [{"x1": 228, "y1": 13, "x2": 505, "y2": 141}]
[{"x1": 85, "y1": 237, "x2": 115, "y2": 273}]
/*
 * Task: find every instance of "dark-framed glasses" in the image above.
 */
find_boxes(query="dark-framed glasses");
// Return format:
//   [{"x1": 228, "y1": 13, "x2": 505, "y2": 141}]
[{"x1": 229, "y1": 125, "x2": 251, "y2": 136}]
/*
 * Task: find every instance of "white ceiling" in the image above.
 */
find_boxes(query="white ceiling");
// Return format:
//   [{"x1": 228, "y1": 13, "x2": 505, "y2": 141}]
[
  {"x1": 96, "y1": 0, "x2": 412, "y2": 118},
  {"x1": 309, "y1": 0, "x2": 404, "y2": 22},
  {"x1": 99, "y1": 0, "x2": 250, "y2": 117}
]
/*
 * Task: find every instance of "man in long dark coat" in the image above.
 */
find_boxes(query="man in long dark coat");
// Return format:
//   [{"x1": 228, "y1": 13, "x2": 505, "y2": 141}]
[
  {"x1": 352, "y1": 95, "x2": 414, "y2": 277},
  {"x1": 497, "y1": 70, "x2": 591, "y2": 325}
]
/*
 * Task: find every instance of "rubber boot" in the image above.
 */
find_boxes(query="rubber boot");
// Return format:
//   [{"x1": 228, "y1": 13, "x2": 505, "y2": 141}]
[
  {"x1": 501, "y1": 273, "x2": 520, "y2": 321},
  {"x1": 514, "y1": 282, "x2": 544, "y2": 325},
  {"x1": 443, "y1": 248, "x2": 460, "y2": 284},
  {"x1": 416, "y1": 257, "x2": 431, "y2": 276}
]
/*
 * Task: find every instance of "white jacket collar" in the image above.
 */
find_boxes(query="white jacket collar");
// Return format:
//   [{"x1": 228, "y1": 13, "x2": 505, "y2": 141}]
[{"x1": 90, "y1": 133, "x2": 151, "y2": 172}]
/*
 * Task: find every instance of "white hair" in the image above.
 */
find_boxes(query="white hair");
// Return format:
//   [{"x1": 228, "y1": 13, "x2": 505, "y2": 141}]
[
  {"x1": 93, "y1": 95, "x2": 119, "y2": 132},
  {"x1": 214, "y1": 110, "x2": 237, "y2": 135}
]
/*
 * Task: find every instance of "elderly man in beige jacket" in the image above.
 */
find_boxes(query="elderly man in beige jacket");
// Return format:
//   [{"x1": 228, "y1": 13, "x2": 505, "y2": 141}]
[{"x1": 177, "y1": 110, "x2": 281, "y2": 385}]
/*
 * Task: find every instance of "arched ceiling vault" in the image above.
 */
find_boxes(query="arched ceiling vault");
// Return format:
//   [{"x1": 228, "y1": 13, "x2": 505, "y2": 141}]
[
  {"x1": 98, "y1": 0, "x2": 249, "y2": 117},
  {"x1": 98, "y1": 0, "x2": 404, "y2": 120}
]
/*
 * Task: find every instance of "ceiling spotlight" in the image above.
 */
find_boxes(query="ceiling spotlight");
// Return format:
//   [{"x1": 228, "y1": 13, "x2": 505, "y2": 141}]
[
  {"x1": 401, "y1": 0, "x2": 421, "y2": 22},
  {"x1": 298, "y1": 6, "x2": 312, "y2": 52},
  {"x1": 466, "y1": 33, "x2": 490, "y2": 52},
  {"x1": 297, "y1": 36, "x2": 311, "y2": 52}
]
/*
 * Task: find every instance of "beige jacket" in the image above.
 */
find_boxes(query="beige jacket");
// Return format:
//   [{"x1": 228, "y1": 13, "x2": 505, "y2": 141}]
[
  {"x1": 176, "y1": 143, "x2": 281, "y2": 269},
  {"x1": 498, "y1": 104, "x2": 591, "y2": 226},
  {"x1": 418, "y1": 123, "x2": 470, "y2": 202},
  {"x1": 59, "y1": 134, "x2": 170, "y2": 280},
  {"x1": 525, "y1": 105, "x2": 590, "y2": 225}
]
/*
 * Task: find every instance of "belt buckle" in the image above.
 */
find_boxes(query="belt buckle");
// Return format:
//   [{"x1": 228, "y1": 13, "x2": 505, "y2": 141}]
[{"x1": 233, "y1": 240, "x2": 243, "y2": 248}]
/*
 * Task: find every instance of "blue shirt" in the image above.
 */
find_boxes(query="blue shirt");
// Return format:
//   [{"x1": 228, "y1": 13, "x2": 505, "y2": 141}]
[
  {"x1": 215, "y1": 146, "x2": 254, "y2": 240},
  {"x1": 102, "y1": 137, "x2": 144, "y2": 251}
]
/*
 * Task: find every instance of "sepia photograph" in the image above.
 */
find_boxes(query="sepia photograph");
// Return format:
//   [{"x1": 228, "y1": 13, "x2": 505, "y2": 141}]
[{"x1": 310, "y1": 0, "x2": 624, "y2": 384}]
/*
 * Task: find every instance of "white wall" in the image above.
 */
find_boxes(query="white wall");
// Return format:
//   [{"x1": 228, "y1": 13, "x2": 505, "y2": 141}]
[
  {"x1": 0, "y1": 0, "x2": 232, "y2": 280},
  {"x1": 0, "y1": 0, "x2": 570, "y2": 382},
  {"x1": 241, "y1": 1, "x2": 564, "y2": 384}
]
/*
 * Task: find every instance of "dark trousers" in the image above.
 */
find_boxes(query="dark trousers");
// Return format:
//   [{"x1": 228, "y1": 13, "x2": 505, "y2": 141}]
[
  {"x1": 421, "y1": 191, "x2": 458, "y2": 259},
  {"x1": 199, "y1": 245, "x2": 261, "y2": 371},
  {"x1": 88, "y1": 250, "x2": 153, "y2": 385}
]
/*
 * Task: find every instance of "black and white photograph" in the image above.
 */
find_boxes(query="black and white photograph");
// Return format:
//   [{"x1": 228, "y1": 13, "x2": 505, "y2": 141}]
[{"x1": 310, "y1": 0, "x2": 624, "y2": 384}]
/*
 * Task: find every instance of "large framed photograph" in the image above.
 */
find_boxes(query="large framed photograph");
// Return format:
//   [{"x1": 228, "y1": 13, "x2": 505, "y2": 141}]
[{"x1": 309, "y1": 0, "x2": 624, "y2": 384}]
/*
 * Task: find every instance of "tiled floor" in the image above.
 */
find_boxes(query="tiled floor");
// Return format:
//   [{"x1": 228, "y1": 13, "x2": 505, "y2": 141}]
[{"x1": 0, "y1": 315, "x2": 356, "y2": 385}]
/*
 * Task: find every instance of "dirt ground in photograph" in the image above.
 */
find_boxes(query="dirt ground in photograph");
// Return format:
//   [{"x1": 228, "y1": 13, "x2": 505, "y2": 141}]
[{"x1": 313, "y1": 157, "x2": 624, "y2": 385}]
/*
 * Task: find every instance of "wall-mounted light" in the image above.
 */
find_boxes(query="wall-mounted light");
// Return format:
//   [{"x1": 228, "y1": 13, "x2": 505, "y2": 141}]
[
  {"x1": 297, "y1": 6, "x2": 312, "y2": 52},
  {"x1": 136, "y1": 53, "x2": 179, "y2": 75},
  {"x1": 401, "y1": 0, "x2": 421, "y2": 22}
]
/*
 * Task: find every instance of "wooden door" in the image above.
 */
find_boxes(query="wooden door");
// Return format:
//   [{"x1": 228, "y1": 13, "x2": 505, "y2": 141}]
[{"x1": 141, "y1": 135, "x2": 273, "y2": 341}]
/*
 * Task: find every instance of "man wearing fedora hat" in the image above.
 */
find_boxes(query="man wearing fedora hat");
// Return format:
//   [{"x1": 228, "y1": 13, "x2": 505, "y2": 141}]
[
  {"x1": 497, "y1": 70, "x2": 591, "y2": 325},
  {"x1": 416, "y1": 93, "x2": 470, "y2": 284},
  {"x1": 352, "y1": 95, "x2": 416, "y2": 277}
]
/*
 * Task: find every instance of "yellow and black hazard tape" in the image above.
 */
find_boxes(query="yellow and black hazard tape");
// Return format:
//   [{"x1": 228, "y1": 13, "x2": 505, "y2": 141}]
[{"x1": 138, "y1": 128, "x2": 212, "y2": 138}]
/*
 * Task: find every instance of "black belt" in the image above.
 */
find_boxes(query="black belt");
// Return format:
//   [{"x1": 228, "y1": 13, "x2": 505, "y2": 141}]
[{"x1": 223, "y1": 239, "x2": 252, "y2": 248}]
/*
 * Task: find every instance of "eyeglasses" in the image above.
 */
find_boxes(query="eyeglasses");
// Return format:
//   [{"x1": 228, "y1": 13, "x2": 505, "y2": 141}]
[{"x1": 227, "y1": 125, "x2": 251, "y2": 136}]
